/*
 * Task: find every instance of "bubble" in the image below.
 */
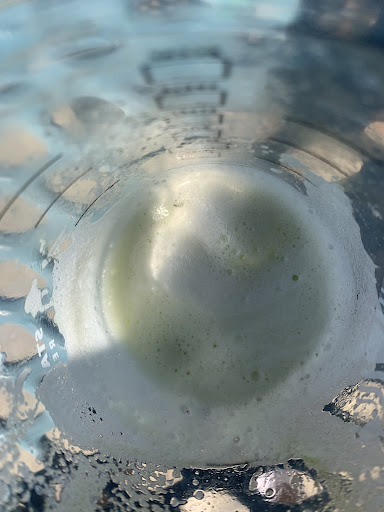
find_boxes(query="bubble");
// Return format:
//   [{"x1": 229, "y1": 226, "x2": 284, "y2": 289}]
[
  {"x1": 265, "y1": 487, "x2": 276, "y2": 498},
  {"x1": 193, "y1": 490, "x2": 205, "y2": 500}
]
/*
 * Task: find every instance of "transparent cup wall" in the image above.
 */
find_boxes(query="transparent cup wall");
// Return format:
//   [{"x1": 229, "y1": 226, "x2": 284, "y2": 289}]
[{"x1": 1, "y1": 1, "x2": 384, "y2": 511}]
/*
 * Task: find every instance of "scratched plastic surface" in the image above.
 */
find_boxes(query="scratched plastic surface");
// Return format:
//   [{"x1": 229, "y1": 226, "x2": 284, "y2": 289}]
[{"x1": 1, "y1": 1, "x2": 384, "y2": 511}]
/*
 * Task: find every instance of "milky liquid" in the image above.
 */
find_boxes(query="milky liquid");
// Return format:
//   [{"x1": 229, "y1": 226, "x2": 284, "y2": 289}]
[
  {"x1": 103, "y1": 169, "x2": 332, "y2": 405},
  {"x1": 45, "y1": 163, "x2": 380, "y2": 466}
]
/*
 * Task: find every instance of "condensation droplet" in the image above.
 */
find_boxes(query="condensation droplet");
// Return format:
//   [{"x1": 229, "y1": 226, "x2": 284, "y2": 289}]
[{"x1": 193, "y1": 490, "x2": 205, "y2": 500}]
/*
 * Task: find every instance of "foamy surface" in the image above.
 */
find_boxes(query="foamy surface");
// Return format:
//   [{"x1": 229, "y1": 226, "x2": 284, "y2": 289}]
[{"x1": 46, "y1": 163, "x2": 380, "y2": 466}]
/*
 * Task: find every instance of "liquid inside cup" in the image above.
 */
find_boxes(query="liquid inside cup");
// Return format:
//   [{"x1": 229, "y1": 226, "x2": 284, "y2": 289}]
[{"x1": 42, "y1": 163, "x2": 379, "y2": 467}]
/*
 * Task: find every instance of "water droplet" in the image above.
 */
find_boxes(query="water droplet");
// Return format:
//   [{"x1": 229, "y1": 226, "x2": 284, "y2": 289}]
[
  {"x1": 170, "y1": 497, "x2": 181, "y2": 507},
  {"x1": 193, "y1": 490, "x2": 205, "y2": 500}
]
